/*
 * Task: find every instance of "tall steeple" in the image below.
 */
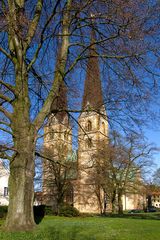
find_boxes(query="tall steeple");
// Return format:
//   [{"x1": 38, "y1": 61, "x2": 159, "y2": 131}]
[
  {"x1": 50, "y1": 80, "x2": 68, "y2": 123},
  {"x1": 82, "y1": 30, "x2": 103, "y2": 110},
  {"x1": 43, "y1": 49, "x2": 72, "y2": 208},
  {"x1": 75, "y1": 29, "x2": 108, "y2": 214},
  {"x1": 50, "y1": 46, "x2": 68, "y2": 124}
]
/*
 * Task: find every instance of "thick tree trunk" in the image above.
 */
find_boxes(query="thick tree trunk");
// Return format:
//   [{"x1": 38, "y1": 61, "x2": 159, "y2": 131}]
[
  {"x1": 5, "y1": 63, "x2": 36, "y2": 231},
  {"x1": 94, "y1": 186, "x2": 103, "y2": 214},
  {"x1": 111, "y1": 190, "x2": 116, "y2": 213},
  {"x1": 5, "y1": 128, "x2": 36, "y2": 231},
  {"x1": 118, "y1": 189, "x2": 123, "y2": 215},
  {"x1": 103, "y1": 192, "x2": 107, "y2": 214},
  {"x1": 4, "y1": 0, "x2": 71, "y2": 231}
]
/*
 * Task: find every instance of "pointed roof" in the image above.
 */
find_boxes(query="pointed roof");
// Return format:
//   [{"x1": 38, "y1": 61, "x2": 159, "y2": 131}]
[
  {"x1": 82, "y1": 30, "x2": 103, "y2": 110},
  {"x1": 50, "y1": 47, "x2": 68, "y2": 123},
  {"x1": 50, "y1": 81, "x2": 68, "y2": 122}
]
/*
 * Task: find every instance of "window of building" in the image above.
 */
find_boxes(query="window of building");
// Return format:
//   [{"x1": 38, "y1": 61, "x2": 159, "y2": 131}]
[
  {"x1": 59, "y1": 126, "x2": 62, "y2": 139},
  {"x1": 85, "y1": 138, "x2": 93, "y2": 149},
  {"x1": 102, "y1": 122, "x2": 105, "y2": 134},
  {"x1": 4, "y1": 187, "x2": 8, "y2": 197},
  {"x1": 88, "y1": 138, "x2": 93, "y2": 148},
  {"x1": 50, "y1": 130, "x2": 54, "y2": 139},
  {"x1": 87, "y1": 120, "x2": 92, "y2": 131},
  {"x1": 64, "y1": 131, "x2": 68, "y2": 141}
]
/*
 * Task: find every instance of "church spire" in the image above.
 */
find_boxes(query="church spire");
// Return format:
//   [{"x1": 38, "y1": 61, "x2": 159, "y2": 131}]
[
  {"x1": 50, "y1": 47, "x2": 68, "y2": 123},
  {"x1": 82, "y1": 30, "x2": 103, "y2": 110},
  {"x1": 50, "y1": 81, "x2": 68, "y2": 122}
]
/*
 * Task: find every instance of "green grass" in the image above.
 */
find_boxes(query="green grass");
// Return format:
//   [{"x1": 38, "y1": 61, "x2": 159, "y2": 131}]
[{"x1": 0, "y1": 215, "x2": 160, "y2": 240}]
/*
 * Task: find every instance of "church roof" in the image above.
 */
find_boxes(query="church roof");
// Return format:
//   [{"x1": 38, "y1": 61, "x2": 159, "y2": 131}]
[
  {"x1": 82, "y1": 30, "x2": 104, "y2": 110},
  {"x1": 50, "y1": 81, "x2": 68, "y2": 123},
  {"x1": 50, "y1": 46, "x2": 68, "y2": 123}
]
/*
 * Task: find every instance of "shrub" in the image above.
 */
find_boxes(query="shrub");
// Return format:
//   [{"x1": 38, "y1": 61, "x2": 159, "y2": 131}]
[
  {"x1": 0, "y1": 206, "x2": 8, "y2": 219},
  {"x1": 59, "y1": 204, "x2": 79, "y2": 217},
  {"x1": 45, "y1": 206, "x2": 53, "y2": 215}
]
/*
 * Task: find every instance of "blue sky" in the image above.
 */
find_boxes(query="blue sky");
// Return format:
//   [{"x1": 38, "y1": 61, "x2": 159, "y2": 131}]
[{"x1": 145, "y1": 128, "x2": 160, "y2": 167}]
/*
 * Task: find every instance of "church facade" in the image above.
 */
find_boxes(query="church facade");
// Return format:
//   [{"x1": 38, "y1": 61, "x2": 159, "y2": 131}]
[{"x1": 43, "y1": 32, "x2": 145, "y2": 213}]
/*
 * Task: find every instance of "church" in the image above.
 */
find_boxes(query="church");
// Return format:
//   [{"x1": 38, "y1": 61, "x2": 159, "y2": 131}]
[{"x1": 42, "y1": 31, "x2": 145, "y2": 213}]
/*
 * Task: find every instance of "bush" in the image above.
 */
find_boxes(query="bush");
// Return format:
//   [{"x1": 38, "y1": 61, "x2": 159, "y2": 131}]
[
  {"x1": 45, "y1": 206, "x2": 53, "y2": 215},
  {"x1": 0, "y1": 206, "x2": 8, "y2": 219},
  {"x1": 59, "y1": 204, "x2": 79, "y2": 217}
]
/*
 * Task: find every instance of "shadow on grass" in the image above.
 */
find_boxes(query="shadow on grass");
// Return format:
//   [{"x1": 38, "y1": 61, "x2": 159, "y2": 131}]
[
  {"x1": 102, "y1": 212, "x2": 160, "y2": 220},
  {"x1": 41, "y1": 226, "x2": 95, "y2": 240},
  {"x1": 34, "y1": 205, "x2": 45, "y2": 224}
]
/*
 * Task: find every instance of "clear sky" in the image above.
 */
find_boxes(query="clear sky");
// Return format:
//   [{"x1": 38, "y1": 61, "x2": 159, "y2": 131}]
[{"x1": 145, "y1": 128, "x2": 160, "y2": 167}]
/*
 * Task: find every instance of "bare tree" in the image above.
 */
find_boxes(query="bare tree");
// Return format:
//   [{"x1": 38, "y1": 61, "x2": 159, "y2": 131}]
[
  {"x1": 0, "y1": 0, "x2": 159, "y2": 231},
  {"x1": 43, "y1": 142, "x2": 76, "y2": 214},
  {"x1": 152, "y1": 168, "x2": 160, "y2": 186},
  {"x1": 92, "y1": 132, "x2": 154, "y2": 214}
]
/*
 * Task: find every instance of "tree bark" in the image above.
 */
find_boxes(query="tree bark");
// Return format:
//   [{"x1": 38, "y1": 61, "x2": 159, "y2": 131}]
[
  {"x1": 118, "y1": 189, "x2": 123, "y2": 215},
  {"x1": 5, "y1": 132, "x2": 36, "y2": 231},
  {"x1": 5, "y1": 64, "x2": 36, "y2": 231},
  {"x1": 3, "y1": 0, "x2": 71, "y2": 231},
  {"x1": 111, "y1": 189, "x2": 116, "y2": 213}
]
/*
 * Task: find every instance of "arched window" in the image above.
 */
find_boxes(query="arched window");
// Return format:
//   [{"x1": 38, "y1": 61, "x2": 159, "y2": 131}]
[
  {"x1": 88, "y1": 138, "x2": 92, "y2": 148},
  {"x1": 50, "y1": 130, "x2": 54, "y2": 139},
  {"x1": 102, "y1": 122, "x2": 105, "y2": 134},
  {"x1": 64, "y1": 131, "x2": 68, "y2": 141},
  {"x1": 85, "y1": 138, "x2": 92, "y2": 149},
  {"x1": 87, "y1": 120, "x2": 92, "y2": 131}
]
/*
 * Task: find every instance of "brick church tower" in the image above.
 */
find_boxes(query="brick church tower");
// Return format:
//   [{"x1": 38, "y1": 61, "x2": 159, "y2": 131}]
[{"x1": 74, "y1": 31, "x2": 108, "y2": 213}]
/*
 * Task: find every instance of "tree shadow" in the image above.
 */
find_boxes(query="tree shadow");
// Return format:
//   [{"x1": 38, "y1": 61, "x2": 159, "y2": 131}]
[
  {"x1": 33, "y1": 205, "x2": 45, "y2": 224},
  {"x1": 102, "y1": 212, "x2": 160, "y2": 220}
]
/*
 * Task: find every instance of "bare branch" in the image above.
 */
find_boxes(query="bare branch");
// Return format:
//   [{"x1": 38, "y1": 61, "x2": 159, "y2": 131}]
[
  {"x1": 0, "y1": 152, "x2": 12, "y2": 160},
  {"x1": 35, "y1": 151, "x2": 66, "y2": 167},
  {"x1": 0, "y1": 47, "x2": 13, "y2": 61},
  {"x1": 0, "y1": 106, "x2": 12, "y2": 120},
  {"x1": 33, "y1": 0, "x2": 72, "y2": 130},
  {"x1": 0, "y1": 126, "x2": 13, "y2": 135},
  {"x1": 0, "y1": 93, "x2": 13, "y2": 104},
  {"x1": 24, "y1": 0, "x2": 43, "y2": 50},
  {"x1": 27, "y1": 0, "x2": 61, "y2": 70},
  {"x1": 0, "y1": 121, "x2": 11, "y2": 127},
  {"x1": 0, "y1": 79, "x2": 16, "y2": 95}
]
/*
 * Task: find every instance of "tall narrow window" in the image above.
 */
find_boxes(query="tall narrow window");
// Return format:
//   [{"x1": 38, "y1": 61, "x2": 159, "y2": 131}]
[
  {"x1": 4, "y1": 187, "x2": 8, "y2": 197},
  {"x1": 64, "y1": 131, "x2": 68, "y2": 141},
  {"x1": 88, "y1": 138, "x2": 92, "y2": 148},
  {"x1": 59, "y1": 125, "x2": 62, "y2": 139},
  {"x1": 85, "y1": 138, "x2": 92, "y2": 149},
  {"x1": 50, "y1": 130, "x2": 54, "y2": 139},
  {"x1": 102, "y1": 122, "x2": 105, "y2": 134},
  {"x1": 87, "y1": 120, "x2": 92, "y2": 131}
]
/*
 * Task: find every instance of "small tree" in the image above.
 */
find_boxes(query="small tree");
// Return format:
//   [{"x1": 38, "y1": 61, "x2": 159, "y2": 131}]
[
  {"x1": 43, "y1": 142, "x2": 76, "y2": 214},
  {"x1": 152, "y1": 168, "x2": 160, "y2": 186}
]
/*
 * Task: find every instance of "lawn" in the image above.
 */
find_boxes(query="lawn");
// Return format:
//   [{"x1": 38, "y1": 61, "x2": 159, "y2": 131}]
[{"x1": 0, "y1": 216, "x2": 160, "y2": 240}]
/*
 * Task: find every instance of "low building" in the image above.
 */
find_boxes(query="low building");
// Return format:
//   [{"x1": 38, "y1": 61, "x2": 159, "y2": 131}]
[
  {"x1": 0, "y1": 160, "x2": 9, "y2": 206},
  {"x1": 151, "y1": 192, "x2": 160, "y2": 208}
]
